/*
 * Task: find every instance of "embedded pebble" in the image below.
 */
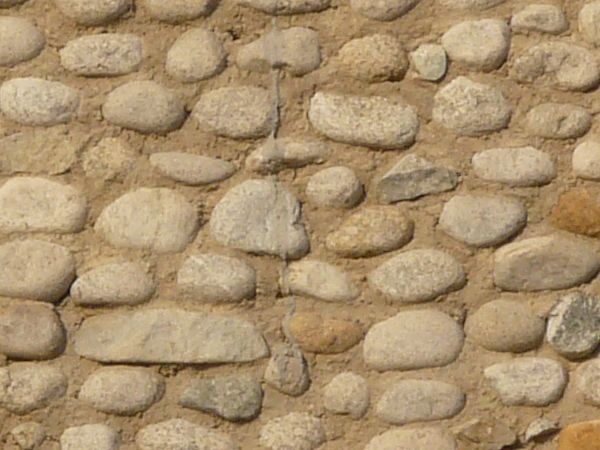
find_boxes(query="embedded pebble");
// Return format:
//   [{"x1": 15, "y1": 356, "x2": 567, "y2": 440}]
[
  {"x1": 512, "y1": 42, "x2": 600, "y2": 91},
  {"x1": 281, "y1": 260, "x2": 358, "y2": 302},
  {"x1": 337, "y1": 34, "x2": 408, "y2": 82},
  {"x1": 264, "y1": 344, "x2": 310, "y2": 396},
  {"x1": 455, "y1": 419, "x2": 517, "y2": 449},
  {"x1": 95, "y1": 188, "x2": 198, "y2": 253},
  {"x1": 236, "y1": 27, "x2": 320, "y2": 76},
  {"x1": 210, "y1": 180, "x2": 309, "y2": 259},
  {"x1": 0, "y1": 363, "x2": 67, "y2": 414},
  {"x1": 433, "y1": 77, "x2": 512, "y2": 135},
  {"x1": 484, "y1": 358, "x2": 567, "y2": 406},
  {"x1": 559, "y1": 421, "x2": 600, "y2": 450},
  {"x1": 102, "y1": 81, "x2": 185, "y2": 134},
  {"x1": 526, "y1": 103, "x2": 591, "y2": 139},
  {"x1": 376, "y1": 380, "x2": 465, "y2": 425},
  {"x1": 60, "y1": 34, "x2": 142, "y2": 77},
  {"x1": 0, "y1": 17, "x2": 44, "y2": 66},
  {"x1": 439, "y1": 195, "x2": 527, "y2": 247},
  {"x1": 306, "y1": 167, "x2": 363, "y2": 208},
  {"x1": 82, "y1": 137, "x2": 137, "y2": 182},
  {"x1": 60, "y1": 425, "x2": 120, "y2": 450},
  {"x1": 365, "y1": 428, "x2": 457, "y2": 450},
  {"x1": 511, "y1": 4, "x2": 568, "y2": 35},
  {"x1": 150, "y1": 152, "x2": 235, "y2": 185},
  {"x1": 177, "y1": 254, "x2": 256, "y2": 303},
  {"x1": 180, "y1": 374, "x2": 263, "y2": 422},
  {"x1": 260, "y1": 413, "x2": 325, "y2": 450},
  {"x1": 410, "y1": 44, "x2": 447, "y2": 81},
  {"x1": 573, "y1": 140, "x2": 600, "y2": 180},
  {"x1": 0, "y1": 0, "x2": 27, "y2": 6},
  {"x1": 575, "y1": 359, "x2": 600, "y2": 406},
  {"x1": 472, "y1": 146, "x2": 556, "y2": 186},
  {"x1": 350, "y1": 0, "x2": 419, "y2": 20},
  {"x1": 309, "y1": 92, "x2": 419, "y2": 149},
  {"x1": 144, "y1": 0, "x2": 217, "y2": 22},
  {"x1": 236, "y1": 0, "x2": 330, "y2": 14},
  {"x1": 79, "y1": 367, "x2": 164, "y2": 415},
  {"x1": 137, "y1": 419, "x2": 237, "y2": 450},
  {"x1": 55, "y1": 0, "x2": 131, "y2": 25},
  {"x1": 326, "y1": 207, "x2": 413, "y2": 258},
  {"x1": 439, "y1": 0, "x2": 505, "y2": 9},
  {"x1": 493, "y1": 235, "x2": 600, "y2": 291},
  {"x1": 0, "y1": 78, "x2": 79, "y2": 126},
  {"x1": 369, "y1": 249, "x2": 466, "y2": 303},
  {"x1": 0, "y1": 239, "x2": 75, "y2": 303},
  {"x1": 246, "y1": 138, "x2": 329, "y2": 174},
  {"x1": 376, "y1": 154, "x2": 458, "y2": 202},
  {"x1": 580, "y1": 2, "x2": 600, "y2": 46},
  {"x1": 551, "y1": 188, "x2": 600, "y2": 237},
  {"x1": 524, "y1": 418, "x2": 559, "y2": 442},
  {"x1": 0, "y1": 304, "x2": 65, "y2": 360},
  {"x1": 323, "y1": 372, "x2": 369, "y2": 419},
  {"x1": 465, "y1": 299, "x2": 545, "y2": 352},
  {"x1": 11, "y1": 422, "x2": 46, "y2": 450},
  {"x1": 363, "y1": 309, "x2": 464, "y2": 371},
  {"x1": 288, "y1": 312, "x2": 363, "y2": 354},
  {"x1": 166, "y1": 29, "x2": 226, "y2": 82},
  {"x1": 441, "y1": 19, "x2": 510, "y2": 71},
  {"x1": 71, "y1": 262, "x2": 155, "y2": 306},
  {"x1": 193, "y1": 87, "x2": 275, "y2": 139}
]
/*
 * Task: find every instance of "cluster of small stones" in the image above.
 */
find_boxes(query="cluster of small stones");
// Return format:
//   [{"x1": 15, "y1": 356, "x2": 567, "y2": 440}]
[{"x1": 3, "y1": 0, "x2": 600, "y2": 450}]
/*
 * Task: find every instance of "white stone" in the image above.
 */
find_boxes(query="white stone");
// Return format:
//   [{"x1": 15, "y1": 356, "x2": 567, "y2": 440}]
[
  {"x1": 526, "y1": 103, "x2": 591, "y2": 139},
  {"x1": 236, "y1": 0, "x2": 330, "y2": 15},
  {"x1": 575, "y1": 359, "x2": 600, "y2": 406},
  {"x1": 137, "y1": 419, "x2": 237, "y2": 450},
  {"x1": 0, "y1": 17, "x2": 44, "y2": 66},
  {"x1": 166, "y1": 29, "x2": 226, "y2": 82},
  {"x1": 260, "y1": 413, "x2": 325, "y2": 450},
  {"x1": 149, "y1": 152, "x2": 235, "y2": 185},
  {"x1": 573, "y1": 140, "x2": 600, "y2": 180},
  {"x1": 246, "y1": 138, "x2": 329, "y2": 174},
  {"x1": 511, "y1": 4, "x2": 568, "y2": 35},
  {"x1": 60, "y1": 424, "x2": 120, "y2": 450},
  {"x1": 323, "y1": 372, "x2": 369, "y2": 419},
  {"x1": 306, "y1": 166, "x2": 363, "y2": 208},
  {"x1": 410, "y1": 44, "x2": 447, "y2": 81},
  {"x1": 144, "y1": 0, "x2": 217, "y2": 22},
  {"x1": 579, "y1": 2, "x2": 600, "y2": 46},
  {"x1": 365, "y1": 428, "x2": 457, "y2": 450},
  {"x1": 55, "y1": 0, "x2": 131, "y2": 25},
  {"x1": 82, "y1": 137, "x2": 137, "y2": 182}
]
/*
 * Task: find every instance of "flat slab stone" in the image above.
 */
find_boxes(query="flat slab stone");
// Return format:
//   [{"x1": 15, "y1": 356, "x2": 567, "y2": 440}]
[
  {"x1": 150, "y1": 152, "x2": 235, "y2": 185},
  {"x1": 365, "y1": 428, "x2": 457, "y2": 450},
  {"x1": 144, "y1": 0, "x2": 217, "y2": 22},
  {"x1": 281, "y1": 260, "x2": 359, "y2": 302},
  {"x1": 236, "y1": 0, "x2": 330, "y2": 14},
  {"x1": 74, "y1": 308, "x2": 269, "y2": 364},
  {"x1": 246, "y1": 138, "x2": 329, "y2": 174},
  {"x1": 136, "y1": 419, "x2": 238, "y2": 450}
]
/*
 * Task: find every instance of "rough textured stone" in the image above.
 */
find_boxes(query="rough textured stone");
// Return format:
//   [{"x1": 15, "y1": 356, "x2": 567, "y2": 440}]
[
  {"x1": 306, "y1": 166, "x2": 363, "y2": 208},
  {"x1": 150, "y1": 152, "x2": 235, "y2": 186},
  {"x1": 210, "y1": 180, "x2": 309, "y2": 259},
  {"x1": 260, "y1": 413, "x2": 325, "y2": 450},
  {"x1": 0, "y1": 17, "x2": 44, "y2": 67},
  {"x1": 376, "y1": 380, "x2": 465, "y2": 425},
  {"x1": 0, "y1": 240, "x2": 75, "y2": 303},
  {"x1": 11, "y1": 422, "x2": 46, "y2": 450},
  {"x1": 442, "y1": 19, "x2": 510, "y2": 71},
  {"x1": 180, "y1": 374, "x2": 263, "y2": 422},
  {"x1": 281, "y1": 260, "x2": 358, "y2": 302},
  {"x1": 484, "y1": 358, "x2": 567, "y2": 406},
  {"x1": 309, "y1": 92, "x2": 419, "y2": 149},
  {"x1": 236, "y1": 0, "x2": 330, "y2": 15},
  {"x1": 410, "y1": 44, "x2": 447, "y2": 81},
  {"x1": 82, "y1": 137, "x2": 136, "y2": 181},
  {"x1": 455, "y1": 419, "x2": 517, "y2": 449},
  {"x1": 575, "y1": 359, "x2": 600, "y2": 406},
  {"x1": 511, "y1": 4, "x2": 568, "y2": 35},
  {"x1": 369, "y1": 249, "x2": 466, "y2": 303},
  {"x1": 439, "y1": 0, "x2": 505, "y2": 9},
  {"x1": 526, "y1": 103, "x2": 591, "y2": 139},
  {"x1": 323, "y1": 372, "x2": 369, "y2": 419},
  {"x1": 95, "y1": 188, "x2": 198, "y2": 253},
  {"x1": 103, "y1": 81, "x2": 185, "y2": 134},
  {"x1": 60, "y1": 425, "x2": 120, "y2": 450},
  {"x1": 433, "y1": 77, "x2": 512, "y2": 135},
  {"x1": 264, "y1": 344, "x2": 310, "y2": 396},
  {"x1": 0, "y1": 0, "x2": 27, "y2": 6},
  {"x1": 144, "y1": 0, "x2": 217, "y2": 22},
  {"x1": 493, "y1": 235, "x2": 600, "y2": 291},
  {"x1": 326, "y1": 207, "x2": 413, "y2": 258},
  {"x1": 177, "y1": 254, "x2": 256, "y2": 303},
  {"x1": 465, "y1": 299, "x2": 545, "y2": 353},
  {"x1": 79, "y1": 367, "x2": 164, "y2": 415},
  {"x1": 137, "y1": 419, "x2": 238, "y2": 450},
  {"x1": 288, "y1": 312, "x2": 363, "y2": 354},
  {"x1": 0, "y1": 78, "x2": 79, "y2": 126},
  {"x1": 55, "y1": 0, "x2": 131, "y2": 25},
  {"x1": 524, "y1": 418, "x2": 559, "y2": 443},
  {"x1": 350, "y1": 0, "x2": 419, "y2": 20},
  {"x1": 472, "y1": 146, "x2": 556, "y2": 186},
  {"x1": 246, "y1": 138, "x2": 329, "y2": 174},
  {"x1": 166, "y1": 29, "x2": 226, "y2": 82},
  {"x1": 74, "y1": 308, "x2": 269, "y2": 364},
  {"x1": 439, "y1": 195, "x2": 527, "y2": 247},
  {"x1": 363, "y1": 309, "x2": 464, "y2": 371},
  {"x1": 558, "y1": 420, "x2": 600, "y2": 450},
  {"x1": 573, "y1": 140, "x2": 600, "y2": 180},
  {"x1": 580, "y1": 2, "x2": 600, "y2": 46},
  {"x1": 550, "y1": 188, "x2": 600, "y2": 237},
  {"x1": 365, "y1": 428, "x2": 457, "y2": 450}
]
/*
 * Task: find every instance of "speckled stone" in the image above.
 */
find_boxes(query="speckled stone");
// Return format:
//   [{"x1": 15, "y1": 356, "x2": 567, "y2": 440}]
[
  {"x1": 260, "y1": 413, "x2": 326, "y2": 450},
  {"x1": 144, "y1": 0, "x2": 218, "y2": 22},
  {"x1": 166, "y1": 29, "x2": 226, "y2": 82},
  {"x1": 365, "y1": 428, "x2": 457, "y2": 450},
  {"x1": 512, "y1": 4, "x2": 568, "y2": 35},
  {"x1": 525, "y1": 103, "x2": 591, "y2": 139},
  {"x1": 136, "y1": 419, "x2": 238, "y2": 450},
  {"x1": 150, "y1": 152, "x2": 235, "y2": 186},
  {"x1": 55, "y1": 0, "x2": 131, "y2": 25},
  {"x1": 0, "y1": 17, "x2": 44, "y2": 67},
  {"x1": 236, "y1": 0, "x2": 330, "y2": 15},
  {"x1": 323, "y1": 372, "x2": 369, "y2": 419},
  {"x1": 281, "y1": 260, "x2": 359, "y2": 302}
]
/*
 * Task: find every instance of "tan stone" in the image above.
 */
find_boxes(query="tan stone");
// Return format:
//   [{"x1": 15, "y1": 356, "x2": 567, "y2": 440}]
[
  {"x1": 558, "y1": 420, "x2": 600, "y2": 450},
  {"x1": 288, "y1": 312, "x2": 363, "y2": 354},
  {"x1": 551, "y1": 188, "x2": 600, "y2": 236}
]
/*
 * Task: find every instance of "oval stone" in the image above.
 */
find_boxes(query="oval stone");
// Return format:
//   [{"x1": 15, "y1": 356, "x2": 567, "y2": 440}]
[
  {"x1": 512, "y1": 4, "x2": 568, "y2": 35},
  {"x1": 0, "y1": 17, "x2": 45, "y2": 66},
  {"x1": 323, "y1": 372, "x2": 369, "y2": 419},
  {"x1": 281, "y1": 260, "x2": 359, "y2": 302},
  {"x1": 166, "y1": 29, "x2": 226, "y2": 82},
  {"x1": 144, "y1": 0, "x2": 217, "y2": 22},
  {"x1": 525, "y1": 103, "x2": 591, "y2": 139},
  {"x1": 575, "y1": 359, "x2": 600, "y2": 406},
  {"x1": 136, "y1": 419, "x2": 237, "y2": 450},
  {"x1": 149, "y1": 152, "x2": 235, "y2": 186},
  {"x1": 55, "y1": 0, "x2": 131, "y2": 25},
  {"x1": 246, "y1": 138, "x2": 330, "y2": 174},
  {"x1": 260, "y1": 413, "x2": 325, "y2": 450},
  {"x1": 236, "y1": 0, "x2": 330, "y2": 14},
  {"x1": 350, "y1": 0, "x2": 419, "y2": 20},
  {"x1": 580, "y1": 2, "x2": 600, "y2": 46},
  {"x1": 573, "y1": 140, "x2": 600, "y2": 180},
  {"x1": 61, "y1": 424, "x2": 120, "y2": 450},
  {"x1": 288, "y1": 312, "x2": 363, "y2": 354},
  {"x1": 365, "y1": 428, "x2": 457, "y2": 450},
  {"x1": 439, "y1": 0, "x2": 505, "y2": 8},
  {"x1": 306, "y1": 166, "x2": 363, "y2": 208},
  {"x1": 0, "y1": 0, "x2": 28, "y2": 6}
]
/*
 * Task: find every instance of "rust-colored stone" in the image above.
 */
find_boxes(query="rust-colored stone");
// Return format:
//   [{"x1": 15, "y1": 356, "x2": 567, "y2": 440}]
[
  {"x1": 550, "y1": 188, "x2": 600, "y2": 237},
  {"x1": 559, "y1": 420, "x2": 600, "y2": 450},
  {"x1": 288, "y1": 313, "x2": 363, "y2": 354}
]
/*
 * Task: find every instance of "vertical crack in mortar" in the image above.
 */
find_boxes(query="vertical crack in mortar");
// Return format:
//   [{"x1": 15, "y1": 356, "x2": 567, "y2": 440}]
[{"x1": 269, "y1": 17, "x2": 282, "y2": 139}]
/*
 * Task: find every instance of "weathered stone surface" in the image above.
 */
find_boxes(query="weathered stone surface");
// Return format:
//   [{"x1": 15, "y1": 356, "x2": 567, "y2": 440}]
[
  {"x1": 558, "y1": 420, "x2": 600, "y2": 450},
  {"x1": 281, "y1": 260, "x2": 359, "y2": 302},
  {"x1": 551, "y1": 188, "x2": 600, "y2": 237},
  {"x1": 526, "y1": 103, "x2": 591, "y2": 139},
  {"x1": 493, "y1": 235, "x2": 600, "y2": 291},
  {"x1": 439, "y1": 0, "x2": 505, "y2": 9},
  {"x1": 573, "y1": 140, "x2": 600, "y2": 180},
  {"x1": 166, "y1": 29, "x2": 226, "y2": 82},
  {"x1": 575, "y1": 359, "x2": 600, "y2": 406},
  {"x1": 177, "y1": 254, "x2": 256, "y2": 303},
  {"x1": 79, "y1": 367, "x2": 164, "y2": 415},
  {"x1": 83, "y1": 137, "x2": 136, "y2": 181},
  {"x1": 350, "y1": 0, "x2": 419, "y2": 20},
  {"x1": 376, "y1": 154, "x2": 458, "y2": 202},
  {"x1": 288, "y1": 312, "x2": 363, "y2": 354},
  {"x1": 369, "y1": 249, "x2": 466, "y2": 303},
  {"x1": 472, "y1": 146, "x2": 556, "y2": 186},
  {"x1": 11, "y1": 422, "x2": 46, "y2": 450},
  {"x1": 511, "y1": 4, "x2": 568, "y2": 35},
  {"x1": 0, "y1": 0, "x2": 27, "y2": 7},
  {"x1": 366, "y1": 428, "x2": 457, "y2": 450},
  {"x1": 455, "y1": 419, "x2": 517, "y2": 449},
  {"x1": 150, "y1": 152, "x2": 235, "y2": 186},
  {"x1": 0, "y1": 239, "x2": 75, "y2": 303},
  {"x1": 411, "y1": 44, "x2": 447, "y2": 81},
  {"x1": 144, "y1": 0, "x2": 217, "y2": 22},
  {"x1": 524, "y1": 418, "x2": 559, "y2": 443},
  {"x1": 439, "y1": 195, "x2": 527, "y2": 247},
  {"x1": 55, "y1": 0, "x2": 131, "y2": 25},
  {"x1": 246, "y1": 138, "x2": 329, "y2": 174},
  {"x1": 376, "y1": 380, "x2": 465, "y2": 425},
  {"x1": 180, "y1": 374, "x2": 263, "y2": 422},
  {"x1": 137, "y1": 419, "x2": 237, "y2": 450},
  {"x1": 433, "y1": 77, "x2": 512, "y2": 135},
  {"x1": 210, "y1": 180, "x2": 309, "y2": 259},
  {"x1": 264, "y1": 344, "x2": 310, "y2": 396},
  {"x1": 484, "y1": 358, "x2": 567, "y2": 406},
  {"x1": 580, "y1": 2, "x2": 600, "y2": 46},
  {"x1": 260, "y1": 413, "x2": 325, "y2": 450},
  {"x1": 95, "y1": 188, "x2": 198, "y2": 253},
  {"x1": 60, "y1": 424, "x2": 120, "y2": 450},
  {"x1": 0, "y1": 17, "x2": 44, "y2": 66},
  {"x1": 236, "y1": 0, "x2": 330, "y2": 15},
  {"x1": 74, "y1": 308, "x2": 269, "y2": 364},
  {"x1": 363, "y1": 309, "x2": 464, "y2": 370},
  {"x1": 306, "y1": 166, "x2": 363, "y2": 208},
  {"x1": 323, "y1": 372, "x2": 369, "y2": 419},
  {"x1": 326, "y1": 207, "x2": 413, "y2": 258}
]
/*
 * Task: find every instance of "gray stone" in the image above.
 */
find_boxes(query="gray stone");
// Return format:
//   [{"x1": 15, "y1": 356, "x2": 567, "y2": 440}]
[
  {"x1": 484, "y1": 357, "x2": 567, "y2": 406},
  {"x1": 0, "y1": 17, "x2": 44, "y2": 66},
  {"x1": 433, "y1": 77, "x2": 512, "y2": 136},
  {"x1": 350, "y1": 0, "x2": 419, "y2": 20},
  {"x1": 439, "y1": 195, "x2": 527, "y2": 247},
  {"x1": 180, "y1": 374, "x2": 263, "y2": 422},
  {"x1": 246, "y1": 138, "x2": 329, "y2": 174},
  {"x1": 74, "y1": 308, "x2": 269, "y2": 364},
  {"x1": 82, "y1": 137, "x2": 137, "y2": 181},
  {"x1": 166, "y1": 29, "x2": 226, "y2": 82},
  {"x1": 323, "y1": 372, "x2": 369, "y2": 419},
  {"x1": 511, "y1": 4, "x2": 568, "y2": 35},
  {"x1": 306, "y1": 166, "x2": 363, "y2": 208},
  {"x1": 264, "y1": 344, "x2": 310, "y2": 396},
  {"x1": 369, "y1": 249, "x2": 466, "y2": 303},
  {"x1": 376, "y1": 380, "x2": 465, "y2": 425},
  {"x1": 55, "y1": 0, "x2": 131, "y2": 25},
  {"x1": 60, "y1": 424, "x2": 120, "y2": 450},
  {"x1": 366, "y1": 428, "x2": 457, "y2": 450},
  {"x1": 573, "y1": 140, "x2": 600, "y2": 180},
  {"x1": 439, "y1": 0, "x2": 505, "y2": 9},
  {"x1": 363, "y1": 309, "x2": 464, "y2": 371},
  {"x1": 526, "y1": 103, "x2": 591, "y2": 139},
  {"x1": 259, "y1": 413, "x2": 325, "y2": 450},
  {"x1": 309, "y1": 92, "x2": 419, "y2": 149},
  {"x1": 493, "y1": 235, "x2": 600, "y2": 291},
  {"x1": 150, "y1": 152, "x2": 235, "y2": 185},
  {"x1": 144, "y1": 0, "x2": 217, "y2": 22},
  {"x1": 376, "y1": 154, "x2": 458, "y2": 202},
  {"x1": 524, "y1": 418, "x2": 559, "y2": 442},
  {"x1": 136, "y1": 419, "x2": 237, "y2": 450},
  {"x1": 575, "y1": 359, "x2": 600, "y2": 406},
  {"x1": 410, "y1": 44, "x2": 447, "y2": 81},
  {"x1": 11, "y1": 422, "x2": 46, "y2": 450},
  {"x1": 177, "y1": 254, "x2": 256, "y2": 303},
  {"x1": 580, "y1": 2, "x2": 600, "y2": 46},
  {"x1": 95, "y1": 188, "x2": 198, "y2": 253},
  {"x1": 210, "y1": 180, "x2": 309, "y2": 259},
  {"x1": 236, "y1": 0, "x2": 330, "y2": 14}
]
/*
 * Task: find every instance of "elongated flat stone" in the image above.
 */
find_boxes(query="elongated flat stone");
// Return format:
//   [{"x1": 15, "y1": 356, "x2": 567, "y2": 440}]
[{"x1": 237, "y1": 0, "x2": 330, "y2": 14}]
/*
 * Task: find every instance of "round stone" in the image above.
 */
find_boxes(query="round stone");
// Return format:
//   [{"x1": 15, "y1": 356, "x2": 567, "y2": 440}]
[
  {"x1": 439, "y1": 0, "x2": 505, "y2": 9},
  {"x1": 0, "y1": 17, "x2": 44, "y2": 66},
  {"x1": 368, "y1": 249, "x2": 466, "y2": 303},
  {"x1": 144, "y1": 0, "x2": 217, "y2": 22},
  {"x1": 525, "y1": 103, "x2": 591, "y2": 139},
  {"x1": 281, "y1": 260, "x2": 359, "y2": 302},
  {"x1": 365, "y1": 428, "x2": 457, "y2": 450},
  {"x1": 103, "y1": 81, "x2": 185, "y2": 134},
  {"x1": 580, "y1": 2, "x2": 600, "y2": 46},
  {"x1": 363, "y1": 309, "x2": 464, "y2": 371},
  {"x1": 95, "y1": 188, "x2": 198, "y2": 253},
  {"x1": 323, "y1": 372, "x2": 369, "y2": 419},
  {"x1": 236, "y1": 0, "x2": 331, "y2": 15},
  {"x1": 288, "y1": 312, "x2": 363, "y2": 354},
  {"x1": 575, "y1": 359, "x2": 600, "y2": 406},
  {"x1": 55, "y1": 0, "x2": 131, "y2": 25},
  {"x1": 350, "y1": 0, "x2": 419, "y2": 20},
  {"x1": 149, "y1": 152, "x2": 235, "y2": 186},
  {"x1": 60, "y1": 425, "x2": 120, "y2": 450},
  {"x1": 83, "y1": 137, "x2": 137, "y2": 182},
  {"x1": 260, "y1": 413, "x2": 326, "y2": 450},
  {"x1": 410, "y1": 44, "x2": 447, "y2": 81},
  {"x1": 441, "y1": 19, "x2": 510, "y2": 71},
  {"x1": 166, "y1": 29, "x2": 226, "y2": 82},
  {"x1": 264, "y1": 344, "x2": 310, "y2": 396},
  {"x1": 550, "y1": 188, "x2": 600, "y2": 237},
  {"x1": 306, "y1": 166, "x2": 363, "y2": 208},
  {"x1": 573, "y1": 140, "x2": 600, "y2": 180},
  {"x1": 0, "y1": 78, "x2": 79, "y2": 126},
  {"x1": 511, "y1": 4, "x2": 568, "y2": 35},
  {"x1": 465, "y1": 299, "x2": 545, "y2": 352},
  {"x1": 136, "y1": 419, "x2": 237, "y2": 450}
]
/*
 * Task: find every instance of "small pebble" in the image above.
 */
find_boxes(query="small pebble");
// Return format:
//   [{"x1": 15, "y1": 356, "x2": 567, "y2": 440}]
[
  {"x1": 11, "y1": 422, "x2": 46, "y2": 450},
  {"x1": 350, "y1": 0, "x2": 419, "y2": 20},
  {"x1": 259, "y1": 413, "x2": 325, "y2": 450},
  {"x1": 525, "y1": 103, "x2": 591, "y2": 139},
  {"x1": 366, "y1": 427, "x2": 457, "y2": 450},
  {"x1": 511, "y1": 4, "x2": 568, "y2": 35},
  {"x1": 136, "y1": 419, "x2": 237, "y2": 450},
  {"x1": 579, "y1": 2, "x2": 600, "y2": 46},
  {"x1": 150, "y1": 152, "x2": 235, "y2": 185},
  {"x1": 306, "y1": 166, "x2": 363, "y2": 208},
  {"x1": 0, "y1": 17, "x2": 44, "y2": 66},
  {"x1": 573, "y1": 140, "x2": 600, "y2": 179},
  {"x1": 410, "y1": 44, "x2": 447, "y2": 81},
  {"x1": 288, "y1": 312, "x2": 363, "y2": 354},
  {"x1": 246, "y1": 138, "x2": 329, "y2": 174},
  {"x1": 144, "y1": 0, "x2": 217, "y2": 22},
  {"x1": 55, "y1": 0, "x2": 131, "y2": 25},
  {"x1": 281, "y1": 260, "x2": 359, "y2": 302},
  {"x1": 551, "y1": 188, "x2": 600, "y2": 237},
  {"x1": 83, "y1": 137, "x2": 137, "y2": 182},
  {"x1": 236, "y1": 0, "x2": 330, "y2": 15},
  {"x1": 559, "y1": 420, "x2": 600, "y2": 450},
  {"x1": 61, "y1": 424, "x2": 120, "y2": 450},
  {"x1": 323, "y1": 372, "x2": 369, "y2": 419},
  {"x1": 264, "y1": 344, "x2": 310, "y2": 396},
  {"x1": 575, "y1": 359, "x2": 600, "y2": 406},
  {"x1": 524, "y1": 418, "x2": 560, "y2": 442},
  {"x1": 166, "y1": 29, "x2": 226, "y2": 82}
]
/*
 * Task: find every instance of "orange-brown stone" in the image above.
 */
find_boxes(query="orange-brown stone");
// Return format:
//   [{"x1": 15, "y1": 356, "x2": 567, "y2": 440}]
[
  {"x1": 288, "y1": 312, "x2": 363, "y2": 354},
  {"x1": 559, "y1": 420, "x2": 600, "y2": 450},
  {"x1": 550, "y1": 188, "x2": 600, "y2": 237}
]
